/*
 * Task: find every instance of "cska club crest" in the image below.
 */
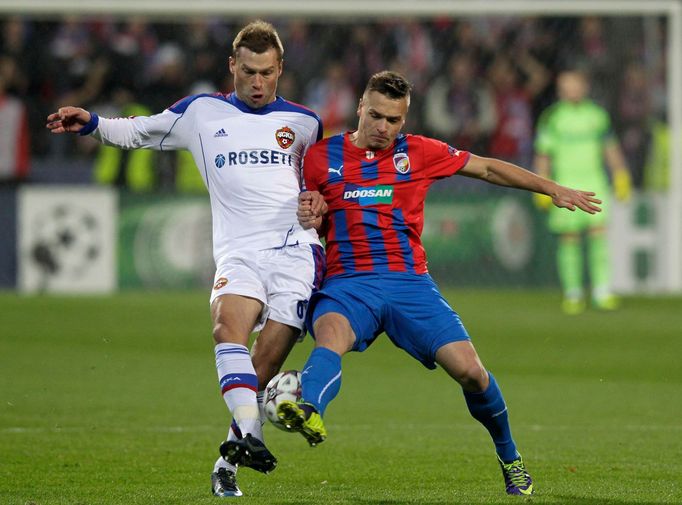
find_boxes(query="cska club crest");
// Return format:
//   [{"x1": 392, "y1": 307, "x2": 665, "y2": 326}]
[
  {"x1": 393, "y1": 152, "x2": 411, "y2": 174},
  {"x1": 365, "y1": 151, "x2": 375, "y2": 160},
  {"x1": 276, "y1": 126, "x2": 295, "y2": 149},
  {"x1": 213, "y1": 277, "x2": 228, "y2": 290}
]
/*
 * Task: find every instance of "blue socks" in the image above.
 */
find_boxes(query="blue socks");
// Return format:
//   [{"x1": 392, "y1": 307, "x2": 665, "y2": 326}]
[
  {"x1": 300, "y1": 350, "x2": 519, "y2": 463},
  {"x1": 300, "y1": 347, "x2": 342, "y2": 416},
  {"x1": 463, "y1": 372, "x2": 518, "y2": 463}
]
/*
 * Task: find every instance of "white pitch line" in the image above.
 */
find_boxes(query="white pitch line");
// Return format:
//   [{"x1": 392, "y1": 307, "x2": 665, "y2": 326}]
[
  {"x1": 2, "y1": 423, "x2": 681, "y2": 435},
  {"x1": 0, "y1": 425, "x2": 219, "y2": 434}
]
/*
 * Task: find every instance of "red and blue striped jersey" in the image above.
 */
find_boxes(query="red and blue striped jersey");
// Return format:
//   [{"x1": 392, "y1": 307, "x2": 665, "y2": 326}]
[{"x1": 303, "y1": 132, "x2": 470, "y2": 277}]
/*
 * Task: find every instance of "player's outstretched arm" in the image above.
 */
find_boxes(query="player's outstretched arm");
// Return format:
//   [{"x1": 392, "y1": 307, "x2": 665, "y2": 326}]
[
  {"x1": 46, "y1": 106, "x2": 92, "y2": 134},
  {"x1": 459, "y1": 154, "x2": 602, "y2": 214},
  {"x1": 297, "y1": 191, "x2": 327, "y2": 231}
]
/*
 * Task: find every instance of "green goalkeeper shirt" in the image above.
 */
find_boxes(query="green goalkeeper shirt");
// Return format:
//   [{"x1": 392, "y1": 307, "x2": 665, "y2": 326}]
[{"x1": 534, "y1": 99, "x2": 612, "y2": 192}]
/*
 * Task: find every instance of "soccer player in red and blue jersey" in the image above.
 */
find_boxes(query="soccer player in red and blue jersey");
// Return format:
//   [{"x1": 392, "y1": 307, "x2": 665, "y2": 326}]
[{"x1": 279, "y1": 71, "x2": 602, "y2": 496}]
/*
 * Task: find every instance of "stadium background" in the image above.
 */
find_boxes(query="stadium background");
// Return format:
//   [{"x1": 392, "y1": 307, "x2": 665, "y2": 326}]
[
  {"x1": 0, "y1": 1, "x2": 680, "y2": 294},
  {"x1": 1, "y1": 2, "x2": 682, "y2": 504}
]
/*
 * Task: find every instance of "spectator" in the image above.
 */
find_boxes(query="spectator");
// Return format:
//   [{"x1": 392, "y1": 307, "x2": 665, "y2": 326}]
[
  {"x1": 108, "y1": 16, "x2": 158, "y2": 93},
  {"x1": 487, "y1": 52, "x2": 549, "y2": 167},
  {"x1": 304, "y1": 62, "x2": 355, "y2": 136},
  {"x1": 424, "y1": 52, "x2": 496, "y2": 153},
  {"x1": 342, "y1": 25, "x2": 385, "y2": 91},
  {"x1": 390, "y1": 20, "x2": 434, "y2": 92},
  {"x1": 0, "y1": 59, "x2": 29, "y2": 182},
  {"x1": 183, "y1": 18, "x2": 228, "y2": 94},
  {"x1": 3, "y1": 15, "x2": 660, "y2": 196},
  {"x1": 568, "y1": 17, "x2": 613, "y2": 107},
  {"x1": 142, "y1": 43, "x2": 189, "y2": 112},
  {"x1": 616, "y1": 61, "x2": 652, "y2": 188},
  {"x1": 91, "y1": 86, "x2": 156, "y2": 191}
]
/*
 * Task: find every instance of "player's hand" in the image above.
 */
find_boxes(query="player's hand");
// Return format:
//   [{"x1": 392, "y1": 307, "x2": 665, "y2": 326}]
[
  {"x1": 532, "y1": 192, "x2": 552, "y2": 211},
  {"x1": 613, "y1": 170, "x2": 632, "y2": 202},
  {"x1": 550, "y1": 185, "x2": 602, "y2": 214},
  {"x1": 307, "y1": 190, "x2": 328, "y2": 217},
  {"x1": 297, "y1": 191, "x2": 327, "y2": 230},
  {"x1": 46, "y1": 106, "x2": 92, "y2": 134}
]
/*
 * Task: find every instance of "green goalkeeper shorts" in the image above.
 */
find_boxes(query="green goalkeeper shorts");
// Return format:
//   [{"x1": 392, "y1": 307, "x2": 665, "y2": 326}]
[{"x1": 548, "y1": 192, "x2": 610, "y2": 233}]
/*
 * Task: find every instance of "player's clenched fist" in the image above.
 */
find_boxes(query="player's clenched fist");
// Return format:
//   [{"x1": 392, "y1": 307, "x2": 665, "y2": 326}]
[
  {"x1": 297, "y1": 191, "x2": 327, "y2": 230},
  {"x1": 45, "y1": 107, "x2": 92, "y2": 134}
]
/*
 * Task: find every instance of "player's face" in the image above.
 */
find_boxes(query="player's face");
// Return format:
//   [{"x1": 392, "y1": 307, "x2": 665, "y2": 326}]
[
  {"x1": 557, "y1": 72, "x2": 588, "y2": 103},
  {"x1": 229, "y1": 47, "x2": 282, "y2": 109},
  {"x1": 354, "y1": 91, "x2": 408, "y2": 150}
]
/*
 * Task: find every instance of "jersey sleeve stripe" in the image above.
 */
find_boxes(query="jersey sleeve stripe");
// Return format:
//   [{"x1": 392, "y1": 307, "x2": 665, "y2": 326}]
[
  {"x1": 169, "y1": 92, "x2": 228, "y2": 113},
  {"x1": 280, "y1": 98, "x2": 323, "y2": 122},
  {"x1": 159, "y1": 112, "x2": 185, "y2": 151},
  {"x1": 198, "y1": 132, "x2": 210, "y2": 189}
]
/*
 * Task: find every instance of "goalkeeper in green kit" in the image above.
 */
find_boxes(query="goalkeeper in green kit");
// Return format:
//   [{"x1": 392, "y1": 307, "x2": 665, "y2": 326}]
[{"x1": 534, "y1": 69, "x2": 632, "y2": 314}]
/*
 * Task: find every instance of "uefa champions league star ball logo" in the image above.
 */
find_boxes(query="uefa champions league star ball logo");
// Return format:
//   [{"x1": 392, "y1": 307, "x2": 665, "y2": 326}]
[
  {"x1": 29, "y1": 204, "x2": 102, "y2": 285},
  {"x1": 447, "y1": 145, "x2": 463, "y2": 157},
  {"x1": 215, "y1": 154, "x2": 226, "y2": 168}
]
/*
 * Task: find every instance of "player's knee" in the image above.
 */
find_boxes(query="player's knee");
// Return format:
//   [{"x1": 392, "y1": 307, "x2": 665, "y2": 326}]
[
  {"x1": 313, "y1": 317, "x2": 354, "y2": 355},
  {"x1": 212, "y1": 322, "x2": 227, "y2": 344},
  {"x1": 212, "y1": 321, "x2": 247, "y2": 346},
  {"x1": 455, "y1": 363, "x2": 489, "y2": 392}
]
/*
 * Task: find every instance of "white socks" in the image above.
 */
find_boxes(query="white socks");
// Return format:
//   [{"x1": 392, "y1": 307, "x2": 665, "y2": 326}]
[{"x1": 215, "y1": 343, "x2": 262, "y2": 440}]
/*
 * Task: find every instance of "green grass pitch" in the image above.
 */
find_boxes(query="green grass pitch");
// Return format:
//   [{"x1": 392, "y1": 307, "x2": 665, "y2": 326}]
[{"x1": 1, "y1": 289, "x2": 681, "y2": 504}]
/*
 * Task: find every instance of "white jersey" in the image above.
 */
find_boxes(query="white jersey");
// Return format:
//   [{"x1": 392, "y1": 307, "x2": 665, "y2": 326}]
[{"x1": 89, "y1": 92, "x2": 323, "y2": 264}]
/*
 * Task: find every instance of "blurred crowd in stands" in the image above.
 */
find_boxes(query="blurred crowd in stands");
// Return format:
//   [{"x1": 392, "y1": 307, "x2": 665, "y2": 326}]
[{"x1": 0, "y1": 14, "x2": 671, "y2": 191}]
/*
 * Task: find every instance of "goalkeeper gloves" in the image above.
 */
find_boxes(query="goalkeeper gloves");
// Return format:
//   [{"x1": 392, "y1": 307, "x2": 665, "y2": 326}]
[
  {"x1": 613, "y1": 170, "x2": 632, "y2": 202},
  {"x1": 533, "y1": 192, "x2": 553, "y2": 210}
]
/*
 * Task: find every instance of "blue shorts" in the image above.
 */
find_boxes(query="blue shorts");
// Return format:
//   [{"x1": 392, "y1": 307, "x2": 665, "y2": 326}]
[{"x1": 307, "y1": 272, "x2": 470, "y2": 369}]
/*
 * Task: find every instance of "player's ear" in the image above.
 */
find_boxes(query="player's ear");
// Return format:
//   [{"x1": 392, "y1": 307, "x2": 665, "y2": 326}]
[
  {"x1": 356, "y1": 97, "x2": 363, "y2": 117},
  {"x1": 228, "y1": 56, "x2": 236, "y2": 75}
]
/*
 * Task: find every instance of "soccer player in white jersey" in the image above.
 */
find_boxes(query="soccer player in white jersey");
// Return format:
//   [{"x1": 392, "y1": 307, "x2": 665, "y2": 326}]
[{"x1": 46, "y1": 20, "x2": 326, "y2": 498}]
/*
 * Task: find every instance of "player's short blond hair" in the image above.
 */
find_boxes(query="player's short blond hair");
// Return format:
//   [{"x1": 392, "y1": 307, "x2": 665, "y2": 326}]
[{"x1": 232, "y1": 20, "x2": 283, "y2": 62}]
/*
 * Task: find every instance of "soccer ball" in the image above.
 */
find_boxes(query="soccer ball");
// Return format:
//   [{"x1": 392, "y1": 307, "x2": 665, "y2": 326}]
[{"x1": 263, "y1": 370, "x2": 301, "y2": 430}]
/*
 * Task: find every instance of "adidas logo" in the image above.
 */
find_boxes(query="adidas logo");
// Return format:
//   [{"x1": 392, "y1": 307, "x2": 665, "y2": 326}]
[{"x1": 214, "y1": 128, "x2": 228, "y2": 138}]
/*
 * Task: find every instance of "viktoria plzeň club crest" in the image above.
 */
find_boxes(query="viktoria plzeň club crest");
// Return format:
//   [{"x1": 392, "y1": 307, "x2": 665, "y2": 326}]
[
  {"x1": 393, "y1": 152, "x2": 410, "y2": 174},
  {"x1": 276, "y1": 126, "x2": 295, "y2": 149}
]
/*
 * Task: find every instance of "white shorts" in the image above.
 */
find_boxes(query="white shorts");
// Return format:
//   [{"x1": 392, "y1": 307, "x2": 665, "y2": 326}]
[{"x1": 210, "y1": 243, "x2": 325, "y2": 335}]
